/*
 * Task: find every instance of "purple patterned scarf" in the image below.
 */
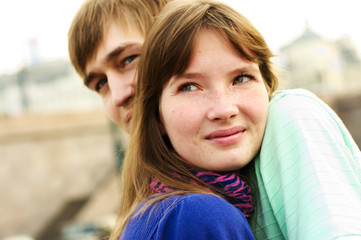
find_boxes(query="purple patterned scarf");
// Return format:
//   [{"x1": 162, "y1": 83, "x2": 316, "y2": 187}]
[{"x1": 150, "y1": 169, "x2": 254, "y2": 218}]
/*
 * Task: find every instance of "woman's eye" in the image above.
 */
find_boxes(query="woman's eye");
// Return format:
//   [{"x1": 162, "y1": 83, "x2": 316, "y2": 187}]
[
  {"x1": 96, "y1": 78, "x2": 107, "y2": 92},
  {"x1": 178, "y1": 83, "x2": 197, "y2": 92},
  {"x1": 233, "y1": 74, "x2": 253, "y2": 85}
]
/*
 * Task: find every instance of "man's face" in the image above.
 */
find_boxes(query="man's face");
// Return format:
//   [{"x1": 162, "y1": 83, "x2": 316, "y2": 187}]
[{"x1": 85, "y1": 21, "x2": 144, "y2": 133}]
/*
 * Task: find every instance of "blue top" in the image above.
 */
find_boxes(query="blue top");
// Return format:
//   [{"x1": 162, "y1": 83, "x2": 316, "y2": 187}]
[{"x1": 120, "y1": 193, "x2": 255, "y2": 240}]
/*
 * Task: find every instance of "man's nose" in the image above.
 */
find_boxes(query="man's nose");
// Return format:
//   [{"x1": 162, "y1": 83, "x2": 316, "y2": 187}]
[{"x1": 107, "y1": 73, "x2": 136, "y2": 107}]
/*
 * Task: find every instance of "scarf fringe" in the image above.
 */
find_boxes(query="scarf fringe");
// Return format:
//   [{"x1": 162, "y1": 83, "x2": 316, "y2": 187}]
[{"x1": 150, "y1": 170, "x2": 254, "y2": 218}]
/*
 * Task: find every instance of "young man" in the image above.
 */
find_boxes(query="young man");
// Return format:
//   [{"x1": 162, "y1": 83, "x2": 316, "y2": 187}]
[{"x1": 68, "y1": 0, "x2": 169, "y2": 133}]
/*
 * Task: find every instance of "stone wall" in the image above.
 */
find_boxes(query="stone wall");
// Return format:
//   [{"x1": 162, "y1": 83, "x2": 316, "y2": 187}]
[{"x1": 0, "y1": 111, "x2": 118, "y2": 239}]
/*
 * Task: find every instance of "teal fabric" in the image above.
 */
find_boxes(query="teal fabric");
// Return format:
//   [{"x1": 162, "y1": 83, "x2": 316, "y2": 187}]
[{"x1": 249, "y1": 89, "x2": 361, "y2": 239}]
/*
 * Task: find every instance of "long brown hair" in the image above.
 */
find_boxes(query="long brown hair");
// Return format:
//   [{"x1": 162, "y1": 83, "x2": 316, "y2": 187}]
[{"x1": 110, "y1": 0, "x2": 279, "y2": 238}]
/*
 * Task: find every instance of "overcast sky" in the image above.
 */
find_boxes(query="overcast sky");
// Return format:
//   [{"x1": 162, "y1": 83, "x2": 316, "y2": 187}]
[{"x1": 1, "y1": 0, "x2": 360, "y2": 73}]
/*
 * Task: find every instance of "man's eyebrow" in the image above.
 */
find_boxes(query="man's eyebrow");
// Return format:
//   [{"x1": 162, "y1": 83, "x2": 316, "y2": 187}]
[{"x1": 105, "y1": 43, "x2": 138, "y2": 63}]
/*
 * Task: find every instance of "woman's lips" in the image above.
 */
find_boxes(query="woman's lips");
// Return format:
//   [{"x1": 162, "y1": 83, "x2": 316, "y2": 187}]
[{"x1": 205, "y1": 127, "x2": 245, "y2": 146}]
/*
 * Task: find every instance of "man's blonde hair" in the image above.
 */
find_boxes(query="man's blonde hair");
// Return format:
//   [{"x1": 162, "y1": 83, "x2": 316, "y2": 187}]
[{"x1": 68, "y1": 0, "x2": 169, "y2": 80}]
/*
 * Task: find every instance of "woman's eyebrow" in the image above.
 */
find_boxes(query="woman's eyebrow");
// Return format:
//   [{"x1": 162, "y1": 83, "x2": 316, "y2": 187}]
[
  {"x1": 178, "y1": 72, "x2": 202, "y2": 79},
  {"x1": 168, "y1": 72, "x2": 202, "y2": 86},
  {"x1": 168, "y1": 63, "x2": 260, "y2": 87},
  {"x1": 229, "y1": 65, "x2": 259, "y2": 74}
]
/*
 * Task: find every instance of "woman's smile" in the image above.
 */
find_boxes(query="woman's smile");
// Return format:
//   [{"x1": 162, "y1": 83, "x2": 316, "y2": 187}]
[{"x1": 205, "y1": 127, "x2": 245, "y2": 146}]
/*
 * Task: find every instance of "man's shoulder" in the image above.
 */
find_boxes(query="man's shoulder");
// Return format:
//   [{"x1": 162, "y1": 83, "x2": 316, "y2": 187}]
[
  {"x1": 270, "y1": 88, "x2": 320, "y2": 106},
  {"x1": 268, "y1": 88, "x2": 333, "y2": 122}
]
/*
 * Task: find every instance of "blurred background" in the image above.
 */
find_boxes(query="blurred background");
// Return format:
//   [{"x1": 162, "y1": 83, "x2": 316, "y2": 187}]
[{"x1": 0, "y1": 0, "x2": 360, "y2": 239}]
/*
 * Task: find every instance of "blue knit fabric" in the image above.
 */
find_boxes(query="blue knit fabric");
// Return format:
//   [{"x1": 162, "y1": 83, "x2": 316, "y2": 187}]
[{"x1": 120, "y1": 193, "x2": 255, "y2": 240}]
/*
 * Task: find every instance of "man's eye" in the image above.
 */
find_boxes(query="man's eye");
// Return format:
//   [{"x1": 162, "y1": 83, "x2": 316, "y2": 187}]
[
  {"x1": 178, "y1": 83, "x2": 197, "y2": 92},
  {"x1": 233, "y1": 74, "x2": 254, "y2": 85},
  {"x1": 96, "y1": 78, "x2": 107, "y2": 92},
  {"x1": 123, "y1": 54, "x2": 139, "y2": 66}
]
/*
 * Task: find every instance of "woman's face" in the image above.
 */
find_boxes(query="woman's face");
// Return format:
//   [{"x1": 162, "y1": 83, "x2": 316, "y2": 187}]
[{"x1": 159, "y1": 29, "x2": 269, "y2": 172}]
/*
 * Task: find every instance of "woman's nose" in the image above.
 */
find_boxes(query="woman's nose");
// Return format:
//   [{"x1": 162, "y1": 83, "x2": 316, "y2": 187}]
[{"x1": 206, "y1": 90, "x2": 239, "y2": 121}]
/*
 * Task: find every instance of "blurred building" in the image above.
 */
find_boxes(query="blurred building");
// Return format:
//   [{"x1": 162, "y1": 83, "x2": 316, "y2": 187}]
[
  {"x1": 0, "y1": 59, "x2": 101, "y2": 116},
  {"x1": 279, "y1": 24, "x2": 361, "y2": 96},
  {"x1": 0, "y1": 60, "x2": 123, "y2": 240},
  {"x1": 278, "y1": 24, "x2": 361, "y2": 147}
]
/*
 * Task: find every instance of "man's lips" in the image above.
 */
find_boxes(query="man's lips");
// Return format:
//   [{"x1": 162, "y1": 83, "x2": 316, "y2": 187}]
[
  {"x1": 205, "y1": 127, "x2": 245, "y2": 146},
  {"x1": 125, "y1": 111, "x2": 132, "y2": 124}
]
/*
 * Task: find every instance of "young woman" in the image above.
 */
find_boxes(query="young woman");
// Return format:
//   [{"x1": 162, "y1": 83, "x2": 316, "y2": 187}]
[
  {"x1": 109, "y1": 0, "x2": 278, "y2": 239},
  {"x1": 110, "y1": 0, "x2": 361, "y2": 239}
]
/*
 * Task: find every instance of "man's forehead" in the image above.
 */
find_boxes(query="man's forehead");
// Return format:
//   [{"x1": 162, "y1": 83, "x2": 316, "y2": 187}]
[
  {"x1": 98, "y1": 21, "x2": 144, "y2": 53},
  {"x1": 105, "y1": 19, "x2": 145, "y2": 40}
]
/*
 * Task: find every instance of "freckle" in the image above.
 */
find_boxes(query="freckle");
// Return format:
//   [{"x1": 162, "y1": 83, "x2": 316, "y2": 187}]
[{"x1": 191, "y1": 138, "x2": 198, "y2": 146}]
